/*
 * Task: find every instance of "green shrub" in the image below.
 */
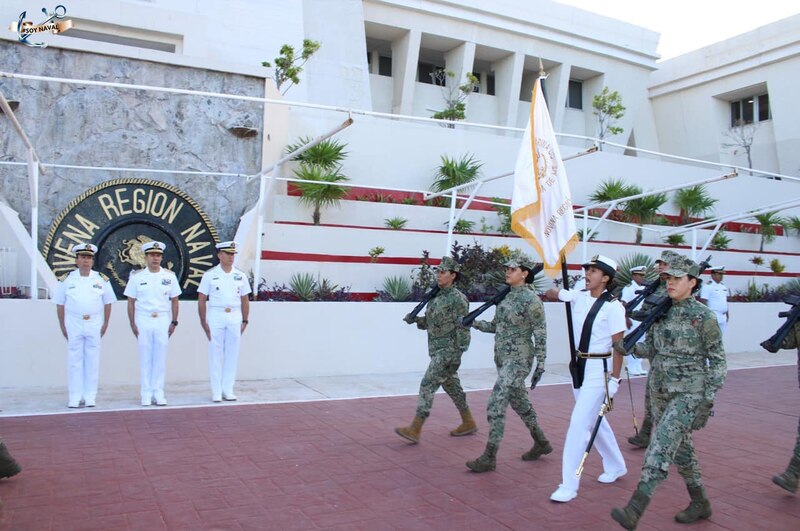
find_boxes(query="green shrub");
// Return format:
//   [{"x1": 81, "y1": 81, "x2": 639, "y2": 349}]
[
  {"x1": 710, "y1": 230, "x2": 731, "y2": 250},
  {"x1": 381, "y1": 276, "x2": 412, "y2": 302},
  {"x1": 664, "y1": 234, "x2": 685, "y2": 246},
  {"x1": 368, "y1": 246, "x2": 385, "y2": 263},
  {"x1": 289, "y1": 273, "x2": 316, "y2": 301},
  {"x1": 770, "y1": 258, "x2": 786, "y2": 273},
  {"x1": 384, "y1": 217, "x2": 408, "y2": 230}
]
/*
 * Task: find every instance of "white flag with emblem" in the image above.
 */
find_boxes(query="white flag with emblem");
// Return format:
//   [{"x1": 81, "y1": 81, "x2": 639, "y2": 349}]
[{"x1": 511, "y1": 77, "x2": 578, "y2": 277}]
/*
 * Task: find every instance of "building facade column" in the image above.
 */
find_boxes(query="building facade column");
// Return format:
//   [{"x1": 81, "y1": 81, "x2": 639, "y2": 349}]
[
  {"x1": 391, "y1": 29, "x2": 421, "y2": 116},
  {"x1": 493, "y1": 51, "x2": 524, "y2": 128}
]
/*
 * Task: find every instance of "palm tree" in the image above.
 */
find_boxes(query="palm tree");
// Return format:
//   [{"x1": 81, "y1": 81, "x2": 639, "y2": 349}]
[
  {"x1": 785, "y1": 215, "x2": 800, "y2": 237},
  {"x1": 753, "y1": 211, "x2": 786, "y2": 252},
  {"x1": 673, "y1": 185, "x2": 717, "y2": 225},
  {"x1": 614, "y1": 252, "x2": 657, "y2": 289},
  {"x1": 293, "y1": 163, "x2": 349, "y2": 225},
  {"x1": 286, "y1": 137, "x2": 348, "y2": 170},
  {"x1": 623, "y1": 192, "x2": 668, "y2": 244},
  {"x1": 431, "y1": 154, "x2": 483, "y2": 207},
  {"x1": 588, "y1": 178, "x2": 637, "y2": 221}
]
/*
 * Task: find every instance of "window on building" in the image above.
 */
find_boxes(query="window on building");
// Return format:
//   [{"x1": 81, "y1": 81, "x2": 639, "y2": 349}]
[
  {"x1": 379, "y1": 56, "x2": 392, "y2": 77},
  {"x1": 471, "y1": 73, "x2": 481, "y2": 93},
  {"x1": 486, "y1": 74, "x2": 495, "y2": 96},
  {"x1": 566, "y1": 79, "x2": 582, "y2": 110},
  {"x1": 730, "y1": 93, "x2": 770, "y2": 126},
  {"x1": 418, "y1": 62, "x2": 438, "y2": 84}
]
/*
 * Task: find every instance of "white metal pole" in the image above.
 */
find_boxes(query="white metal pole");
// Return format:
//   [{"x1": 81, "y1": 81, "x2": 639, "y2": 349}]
[
  {"x1": 27, "y1": 148, "x2": 38, "y2": 299},
  {"x1": 690, "y1": 229, "x2": 697, "y2": 261},
  {"x1": 446, "y1": 190, "x2": 457, "y2": 255}
]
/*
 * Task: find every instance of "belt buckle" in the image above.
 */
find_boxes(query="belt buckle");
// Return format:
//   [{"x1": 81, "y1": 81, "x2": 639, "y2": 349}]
[
  {"x1": 151, "y1": 312, "x2": 158, "y2": 318},
  {"x1": 82, "y1": 314, "x2": 90, "y2": 320},
  {"x1": 225, "y1": 307, "x2": 231, "y2": 313}
]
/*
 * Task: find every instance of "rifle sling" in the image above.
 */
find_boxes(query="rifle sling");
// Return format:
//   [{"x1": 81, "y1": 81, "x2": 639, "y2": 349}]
[{"x1": 574, "y1": 291, "x2": 612, "y2": 389}]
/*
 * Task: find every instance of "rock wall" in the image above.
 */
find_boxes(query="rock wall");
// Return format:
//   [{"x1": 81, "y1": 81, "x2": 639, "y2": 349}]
[{"x1": 0, "y1": 40, "x2": 264, "y2": 245}]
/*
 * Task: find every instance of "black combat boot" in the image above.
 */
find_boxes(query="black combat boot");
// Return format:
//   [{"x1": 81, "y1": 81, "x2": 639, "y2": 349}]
[
  {"x1": 627, "y1": 417, "x2": 652, "y2": 449},
  {"x1": 611, "y1": 489, "x2": 651, "y2": 530},
  {"x1": 0, "y1": 439, "x2": 22, "y2": 479},
  {"x1": 772, "y1": 455, "x2": 800, "y2": 494},
  {"x1": 674, "y1": 485, "x2": 712, "y2": 523},
  {"x1": 466, "y1": 443, "x2": 498, "y2": 472},
  {"x1": 522, "y1": 425, "x2": 553, "y2": 461}
]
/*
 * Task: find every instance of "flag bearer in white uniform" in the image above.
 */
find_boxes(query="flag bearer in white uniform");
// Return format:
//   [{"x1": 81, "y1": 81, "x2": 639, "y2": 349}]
[
  {"x1": 699, "y1": 265, "x2": 729, "y2": 336},
  {"x1": 124, "y1": 241, "x2": 181, "y2": 406},
  {"x1": 620, "y1": 265, "x2": 648, "y2": 376},
  {"x1": 546, "y1": 255, "x2": 628, "y2": 503},
  {"x1": 198, "y1": 241, "x2": 251, "y2": 402},
  {"x1": 54, "y1": 243, "x2": 116, "y2": 408}
]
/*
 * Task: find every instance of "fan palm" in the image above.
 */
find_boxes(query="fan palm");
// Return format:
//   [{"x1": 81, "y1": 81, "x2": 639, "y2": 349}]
[
  {"x1": 673, "y1": 185, "x2": 717, "y2": 225},
  {"x1": 614, "y1": 253, "x2": 657, "y2": 289},
  {"x1": 588, "y1": 178, "x2": 638, "y2": 221},
  {"x1": 293, "y1": 163, "x2": 349, "y2": 225},
  {"x1": 431, "y1": 154, "x2": 483, "y2": 207},
  {"x1": 753, "y1": 211, "x2": 786, "y2": 252},
  {"x1": 623, "y1": 192, "x2": 668, "y2": 244}
]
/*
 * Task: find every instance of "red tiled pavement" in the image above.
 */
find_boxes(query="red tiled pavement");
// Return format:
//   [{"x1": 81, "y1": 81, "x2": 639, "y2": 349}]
[{"x1": 1, "y1": 366, "x2": 798, "y2": 530}]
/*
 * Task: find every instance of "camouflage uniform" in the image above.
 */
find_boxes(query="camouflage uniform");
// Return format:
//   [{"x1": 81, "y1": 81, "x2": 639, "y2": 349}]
[
  {"x1": 612, "y1": 256, "x2": 725, "y2": 529},
  {"x1": 412, "y1": 285, "x2": 471, "y2": 418},
  {"x1": 473, "y1": 284, "x2": 547, "y2": 447},
  {"x1": 773, "y1": 322, "x2": 800, "y2": 492}
]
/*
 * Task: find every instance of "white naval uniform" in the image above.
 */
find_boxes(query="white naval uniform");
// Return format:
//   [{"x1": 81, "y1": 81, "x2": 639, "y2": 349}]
[
  {"x1": 198, "y1": 265, "x2": 251, "y2": 400},
  {"x1": 123, "y1": 268, "x2": 181, "y2": 403},
  {"x1": 700, "y1": 279, "x2": 729, "y2": 335},
  {"x1": 557, "y1": 288, "x2": 627, "y2": 494},
  {"x1": 620, "y1": 282, "x2": 646, "y2": 375},
  {"x1": 54, "y1": 270, "x2": 116, "y2": 405}
]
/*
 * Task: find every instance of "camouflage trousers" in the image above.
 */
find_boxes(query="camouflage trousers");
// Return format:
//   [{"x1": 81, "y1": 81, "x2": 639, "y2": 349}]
[
  {"x1": 415, "y1": 347, "x2": 468, "y2": 419},
  {"x1": 486, "y1": 356, "x2": 540, "y2": 446},
  {"x1": 638, "y1": 388, "x2": 705, "y2": 496}
]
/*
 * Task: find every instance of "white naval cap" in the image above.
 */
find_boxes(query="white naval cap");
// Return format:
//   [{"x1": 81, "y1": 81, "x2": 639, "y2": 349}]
[
  {"x1": 582, "y1": 254, "x2": 618, "y2": 278},
  {"x1": 216, "y1": 241, "x2": 238, "y2": 253},
  {"x1": 629, "y1": 265, "x2": 647, "y2": 274},
  {"x1": 142, "y1": 241, "x2": 166, "y2": 254},
  {"x1": 72, "y1": 243, "x2": 98, "y2": 256},
  {"x1": 708, "y1": 265, "x2": 725, "y2": 273}
]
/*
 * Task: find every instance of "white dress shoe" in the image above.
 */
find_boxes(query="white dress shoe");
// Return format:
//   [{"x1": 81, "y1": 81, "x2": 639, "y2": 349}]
[
  {"x1": 598, "y1": 469, "x2": 627, "y2": 483},
  {"x1": 85, "y1": 400, "x2": 96, "y2": 407},
  {"x1": 155, "y1": 397, "x2": 168, "y2": 406},
  {"x1": 212, "y1": 396, "x2": 222, "y2": 403},
  {"x1": 222, "y1": 394, "x2": 238, "y2": 401},
  {"x1": 67, "y1": 402, "x2": 81, "y2": 409},
  {"x1": 141, "y1": 399, "x2": 151, "y2": 407},
  {"x1": 550, "y1": 486, "x2": 577, "y2": 502}
]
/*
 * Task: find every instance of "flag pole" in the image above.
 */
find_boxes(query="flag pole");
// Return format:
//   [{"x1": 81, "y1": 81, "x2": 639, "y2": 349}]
[{"x1": 561, "y1": 256, "x2": 579, "y2": 388}]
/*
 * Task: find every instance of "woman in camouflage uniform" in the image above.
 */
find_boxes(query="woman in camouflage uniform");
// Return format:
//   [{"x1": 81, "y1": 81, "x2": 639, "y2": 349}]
[
  {"x1": 768, "y1": 323, "x2": 800, "y2": 493},
  {"x1": 465, "y1": 255, "x2": 551, "y2": 472},
  {"x1": 612, "y1": 255, "x2": 726, "y2": 530},
  {"x1": 396, "y1": 257, "x2": 476, "y2": 443}
]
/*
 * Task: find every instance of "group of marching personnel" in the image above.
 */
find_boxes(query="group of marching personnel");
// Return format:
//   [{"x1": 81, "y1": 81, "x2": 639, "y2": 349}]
[{"x1": 396, "y1": 249, "x2": 799, "y2": 529}]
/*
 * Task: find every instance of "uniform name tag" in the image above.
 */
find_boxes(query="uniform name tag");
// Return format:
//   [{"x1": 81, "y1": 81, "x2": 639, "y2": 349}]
[{"x1": 162, "y1": 279, "x2": 171, "y2": 285}]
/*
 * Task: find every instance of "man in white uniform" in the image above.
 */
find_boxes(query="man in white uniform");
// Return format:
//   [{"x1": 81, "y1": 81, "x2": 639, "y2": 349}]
[
  {"x1": 620, "y1": 265, "x2": 648, "y2": 376},
  {"x1": 546, "y1": 255, "x2": 628, "y2": 503},
  {"x1": 699, "y1": 265, "x2": 729, "y2": 336},
  {"x1": 54, "y1": 243, "x2": 116, "y2": 408},
  {"x1": 198, "y1": 241, "x2": 251, "y2": 402},
  {"x1": 124, "y1": 241, "x2": 181, "y2": 406}
]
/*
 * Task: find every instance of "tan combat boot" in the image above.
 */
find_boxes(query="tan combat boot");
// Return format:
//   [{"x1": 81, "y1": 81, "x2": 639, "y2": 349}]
[
  {"x1": 466, "y1": 443, "x2": 498, "y2": 473},
  {"x1": 611, "y1": 489, "x2": 651, "y2": 530},
  {"x1": 450, "y1": 409, "x2": 478, "y2": 437},
  {"x1": 522, "y1": 425, "x2": 553, "y2": 461},
  {"x1": 627, "y1": 417, "x2": 652, "y2": 449},
  {"x1": 772, "y1": 455, "x2": 799, "y2": 493},
  {"x1": 0, "y1": 439, "x2": 22, "y2": 479},
  {"x1": 674, "y1": 485, "x2": 712, "y2": 523},
  {"x1": 395, "y1": 416, "x2": 425, "y2": 444}
]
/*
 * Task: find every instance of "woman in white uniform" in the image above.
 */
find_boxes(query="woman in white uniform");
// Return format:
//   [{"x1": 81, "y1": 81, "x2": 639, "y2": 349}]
[{"x1": 546, "y1": 255, "x2": 628, "y2": 503}]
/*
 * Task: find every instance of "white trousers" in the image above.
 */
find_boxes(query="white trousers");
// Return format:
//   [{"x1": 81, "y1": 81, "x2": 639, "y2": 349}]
[
  {"x1": 559, "y1": 383, "x2": 626, "y2": 492},
  {"x1": 135, "y1": 312, "x2": 170, "y2": 401},
  {"x1": 714, "y1": 311, "x2": 727, "y2": 336},
  {"x1": 65, "y1": 313, "x2": 102, "y2": 403},
  {"x1": 207, "y1": 308, "x2": 242, "y2": 399},
  {"x1": 625, "y1": 320, "x2": 645, "y2": 374}
]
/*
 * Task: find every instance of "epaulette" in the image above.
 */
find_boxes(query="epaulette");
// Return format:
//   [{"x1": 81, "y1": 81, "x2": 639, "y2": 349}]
[
  {"x1": 163, "y1": 268, "x2": 173, "y2": 273},
  {"x1": 129, "y1": 269, "x2": 142, "y2": 276},
  {"x1": 98, "y1": 272, "x2": 110, "y2": 282}
]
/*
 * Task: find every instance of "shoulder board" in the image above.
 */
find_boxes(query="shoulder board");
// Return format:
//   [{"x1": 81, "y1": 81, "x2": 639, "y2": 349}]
[
  {"x1": 98, "y1": 272, "x2": 110, "y2": 282},
  {"x1": 162, "y1": 268, "x2": 172, "y2": 273},
  {"x1": 130, "y1": 269, "x2": 142, "y2": 276}
]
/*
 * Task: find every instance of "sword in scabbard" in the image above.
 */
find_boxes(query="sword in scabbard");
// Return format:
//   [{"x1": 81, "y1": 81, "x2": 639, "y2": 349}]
[
  {"x1": 575, "y1": 401, "x2": 609, "y2": 478},
  {"x1": 625, "y1": 367, "x2": 639, "y2": 437}
]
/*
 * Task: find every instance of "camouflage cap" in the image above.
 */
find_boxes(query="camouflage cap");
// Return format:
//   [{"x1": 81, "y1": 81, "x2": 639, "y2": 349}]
[
  {"x1": 504, "y1": 254, "x2": 535, "y2": 270},
  {"x1": 655, "y1": 249, "x2": 679, "y2": 265},
  {"x1": 437, "y1": 256, "x2": 461, "y2": 273},
  {"x1": 664, "y1": 255, "x2": 700, "y2": 277}
]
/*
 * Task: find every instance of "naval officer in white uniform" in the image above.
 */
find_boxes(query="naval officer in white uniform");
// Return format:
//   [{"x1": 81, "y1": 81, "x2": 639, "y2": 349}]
[
  {"x1": 54, "y1": 243, "x2": 116, "y2": 408},
  {"x1": 124, "y1": 241, "x2": 181, "y2": 406},
  {"x1": 198, "y1": 241, "x2": 251, "y2": 402},
  {"x1": 620, "y1": 265, "x2": 648, "y2": 376},
  {"x1": 699, "y1": 265, "x2": 729, "y2": 336}
]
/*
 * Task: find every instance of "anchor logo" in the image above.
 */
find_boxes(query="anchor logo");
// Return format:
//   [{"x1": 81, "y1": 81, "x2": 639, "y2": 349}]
[{"x1": 10, "y1": 5, "x2": 73, "y2": 48}]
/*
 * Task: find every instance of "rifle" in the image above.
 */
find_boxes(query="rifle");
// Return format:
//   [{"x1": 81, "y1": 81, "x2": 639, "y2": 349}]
[
  {"x1": 460, "y1": 263, "x2": 544, "y2": 327},
  {"x1": 623, "y1": 255, "x2": 712, "y2": 351},
  {"x1": 624, "y1": 278, "x2": 661, "y2": 317},
  {"x1": 403, "y1": 285, "x2": 440, "y2": 323},
  {"x1": 760, "y1": 294, "x2": 800, "y2": 353}
]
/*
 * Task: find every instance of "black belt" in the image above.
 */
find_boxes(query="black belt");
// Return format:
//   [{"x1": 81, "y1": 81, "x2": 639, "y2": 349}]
[{"x1": 577, "y1": 351, "x2": 612, "y2": 359}]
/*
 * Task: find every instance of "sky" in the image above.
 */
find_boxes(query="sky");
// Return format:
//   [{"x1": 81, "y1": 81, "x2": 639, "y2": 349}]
[{"x1": 555, "y1": 0, "x2": 799, "y2": 60}]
